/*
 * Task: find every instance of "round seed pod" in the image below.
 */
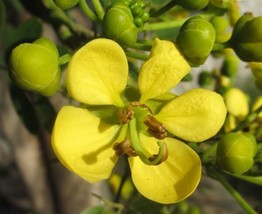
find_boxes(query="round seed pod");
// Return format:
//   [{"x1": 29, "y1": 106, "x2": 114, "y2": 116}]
[
  {"x1": 230, "y1": 14, "x2": 262, "y2": 62},
  {"x1": 53, "y1": 0, "x2": 80, "y2": 10},
  {"x1": 176, "y1": 16, "x2": 216, "y2": 66},
  {"x1": 177, "y1": 0, "x2": 209, "y2": 10},
  {"x1": 216, "y1": 132, "x2": 257, "y2": 174},
  {"x1": 9, "y1": 38, "x2": 60, "y2": 96},
  {"x1": 102, "y1": 0, "x2": 138, "y2": 46}
]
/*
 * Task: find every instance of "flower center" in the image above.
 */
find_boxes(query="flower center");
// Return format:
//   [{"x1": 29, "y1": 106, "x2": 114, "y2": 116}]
[{"x1": 113, "y1": 102, "x2": 168, "y2": 165}]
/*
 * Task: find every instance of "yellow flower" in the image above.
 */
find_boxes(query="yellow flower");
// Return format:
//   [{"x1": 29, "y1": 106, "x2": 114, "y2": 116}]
[
  {"x1": 52, "y1": 38, "x2": 227, "y2": 204},
  {"x1": 223, "y1": 88, "x2": 249, "y2": 132}
]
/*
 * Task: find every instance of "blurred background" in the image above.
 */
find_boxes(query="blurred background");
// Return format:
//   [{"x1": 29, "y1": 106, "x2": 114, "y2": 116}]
[{"x1": 0, "y1": 0, "x2": 261, "y2": 214}]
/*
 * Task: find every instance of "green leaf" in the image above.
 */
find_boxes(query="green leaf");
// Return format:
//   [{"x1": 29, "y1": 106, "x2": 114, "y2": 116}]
[
  {"x1": 5, "y1": 18, "x2": 42, "y2": 54},
  {"x1": 0, "y1": 1, "x2": 6, "y2": 37},
  {"x1": 80, "y1": 206, "x2": 104, "y2": 214},
  {"x1": 9, "y1": 84, "x2": 39, "y2": 134},
  {"x1": 2, "y1": 18, "x2": 42, "y2": 67},
  {"x1": 33, "y1": 95, "x2": 57, "y2": 133},
  {"x1": 230, "y1": 174, "x2": 262, "y2": 186},
  {"x1": 0, "y1": 1, "x2": 6, "y2": 67},
  {"x1": 129, "y1": 194, "x2": 165, "y2": 214}
]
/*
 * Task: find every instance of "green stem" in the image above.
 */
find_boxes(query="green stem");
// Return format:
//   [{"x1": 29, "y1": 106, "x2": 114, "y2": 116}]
[
  {"x1": 45, "y1": 0, "x2": 94, "y2": 37},
  {"x1": 125, "y1": 50, "x2": 149, "y2": 61},
  {"x1": 212, "y1": 41, "x2": 231, "y2": 52},
  {"x1": 92, "y1": 193, "x2": 124, "y2": 213},
  {"x1": 208, "y1": 168, "x2": 257, "y2": 214},
  {"x1": 202, "y1": 142, "x2": 218, "y2": 163},
  {"x1": 117, "y1": 123, "x2": 129, "y2": 142},
  {"x1": 255, "y1": 127, "x2": 262, "y2": 139},
  {"x1": 50, "y1": 8, "x2": 94, "y2": 37},
  {"x1": 127, "y1": 41, "x2": 153, "y2": 51},
  {"x1": 129, "y1": 118, "x2": 165, "y2": 165},
  {"x1": 91, "y1": 0, "x2": 105, "y2": 21},
  {"x1": 79, "y1": 0, "x2": 98, "y2": 22},
  {"x1": 59, "y1": 54, "x2": 71, "y2": 65},
  {"x1": 150, "y1": 0, "x2": 178, "y2": 18},
  {"x1": 233, "y1": 106, "x2": 262, "y2": 132},
  {"x1": 142, "y1": 17, "x2": 187, "y2": 31}
]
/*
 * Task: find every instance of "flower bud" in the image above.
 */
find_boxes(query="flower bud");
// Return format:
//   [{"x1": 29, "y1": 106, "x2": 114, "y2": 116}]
[
  {"x1": 252, "y1": 96, "x2": 262, "y2": 118},
  {"x1": 176, "y1": 16, "x2": 216, "y2": 66},
  {"x1": 221, "y1": 54, "x2": 239, "y2": 77},
  {"x1": 53, "y1": 0, "x2": 80, "y2": 10},
  {"x1": 102, "y1": 1, "x2": 138, "y2": 46},
  {"x1": 210, "y1": 15, "x2": 230, "y2": 43},
  {"x1": 210, "y1": 0, "x2": 229, "y2": 9},
  {"x1": 249, "y1": 62, "x2": 262, "y2": 81},
  {"x1": 249, "y1": 61, "x2": 262, "y2": 90},
  {"x1": 9, "y1": 38, "x2": 60, "y2": 96},
  {"x1": 216, "y1": 132, "x2": 257, "y2": 174},
  {"x1": 177, "y1": 0, "x2": 209, "y2": 10},
  {"x1": 223, "y1": 88, "x2": 249, "y2": 120},
  {"x1": 198, "y1": 71, "x2": 213, "y2": 87},
  {"x1": 230, "y1": 14, "x2": 262, "y2": 62}
]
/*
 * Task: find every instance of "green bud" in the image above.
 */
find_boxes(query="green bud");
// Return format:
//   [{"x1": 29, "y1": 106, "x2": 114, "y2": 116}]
[
  {"x1": 210, "y1": 15, "x2": 231, "y2": 43},
  {"x1": 9, "y1": 38, "x2": 60, "y2": 96},
  {"x1": 249, "y1": 62, "x2": 262, "y2": 80},
  {"x1": 102, "y1": 0, "x2": 138, "y2": 46},
  {"x1": 134, "y1": 17, "x2": 143, "y2": 27},
  {"x1": 210, "y1": 0, "x2": 229, "y2": 9},
  {"x1": 216, "y1": 132, "x2": 257, "y2": 174},
  {"x1": 221, "y1": 54, "x2": 239, "y2": 77},
  {"x1": 53, "y1": 0, "x2": 80, "y2": 10},
  {"x1": 176, "y1": 16, "x2": 216, "y2": 66},
  {"x1": 249, "y1": 62, "x2": 262, "y2": 90},
  {"x1": 177, "y1": 0, "x2": 209, "y2": 10},
  {"x1": 254, "y1": 78, "x2": 262, "y2": 91},
  {"x1": 198, "y1": 71, "x2": 213, "y2": 86},
  {"x1": 141, "y1": 11, "x2": 149, "y2": 22},
  {"x1": 230, "y1": 14, "x2": 262, "y2": 62}
]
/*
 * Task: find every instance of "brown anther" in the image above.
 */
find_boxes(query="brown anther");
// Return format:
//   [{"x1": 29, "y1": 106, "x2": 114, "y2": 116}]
[
  {"x1": 148, "y1": 143, "x2": 168, "y2": 165},
  {"x1": 130, "y1": 101, "x2": 141, "y2": 107},
  {"x1": 113, "y1": 139, "x2": 137, "y2": 157},
  {"x1": 144, "y1": 116, "x2": 168, "y2": 140},
  {"x1": 130, "y1": 101, "x2": 153, "y2": 114},
  {"x1": 118, "y1": 106, "x2": 134, "y2": 124}
]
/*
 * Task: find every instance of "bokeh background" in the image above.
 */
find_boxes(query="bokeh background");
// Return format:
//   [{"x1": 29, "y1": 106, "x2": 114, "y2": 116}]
[{"x1": 0, "y1": 0, "x2": 261, "y2": 213}]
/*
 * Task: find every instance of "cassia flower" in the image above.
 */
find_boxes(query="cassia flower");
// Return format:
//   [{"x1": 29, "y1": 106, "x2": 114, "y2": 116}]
[{"x1": 52, "y1": 38, "x2": 227, "y2": 204}]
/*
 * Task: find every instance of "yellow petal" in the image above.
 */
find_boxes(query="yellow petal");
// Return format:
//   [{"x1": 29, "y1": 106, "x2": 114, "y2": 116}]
[
  {"x1": 252, "y1": 96, "x2": 262, "y2": 118},
  {"x1": 138, "y1": 38, "x2": 191, "y2": 103},
  {"x1": 224, "y1": 114, "x2": 237, "y2": 133},
  {"x1": 223, "y1": 88, "x2": 249, "y2": 120},
  {"x1": 67, "y1": 39, "x2": 128, "y2": 107},
  {"x1": 156, "y1": 89, "x2": 227, "y2": 142},
  {"x1": 128, "y1": 136, "x2": 201, "y2": 204},
  {"x1": 51, "y1": 106, "x2": 120, "y2": 183}
]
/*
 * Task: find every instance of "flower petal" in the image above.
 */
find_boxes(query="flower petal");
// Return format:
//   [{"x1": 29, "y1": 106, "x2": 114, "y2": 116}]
[
  {"x1": 51, "y1": 106, "x2": 120, "y2": 183},
  {"x1": 128, "y1": 135, "x2": 201, "y2": 204},
  {"x1": 156, "y1": 88, "x2": 227, "y2": 142},
  {"x1": 223, "y1": 88, "x2": 249, "y2": 119},
  {"x1": 67, "y1": 39, "x2": 128, "y2": 107},
  {"x1": 138, "y1": 38, "x2": 191, "y2": 103}
]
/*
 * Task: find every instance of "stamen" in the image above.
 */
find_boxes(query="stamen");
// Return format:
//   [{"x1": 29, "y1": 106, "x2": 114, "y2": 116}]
[
  {"x1": 129, "y1": 118, "x2": 169, "y2": 165},
  {"x1": 113, "y1": 139, "x2": 137, "y2": 157},
  {"x1": 130, "y1": 101, "x2": 153, "y2": 114},
  {"x1": 118, "y1": 106, "x2": 134, "y2": 124},
  {"x1": 144, "y1": 116, "x2": 167, "y2": 140},
  {"x1": 148, "y1": 142, "x2": 168, "y2": 165}
]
